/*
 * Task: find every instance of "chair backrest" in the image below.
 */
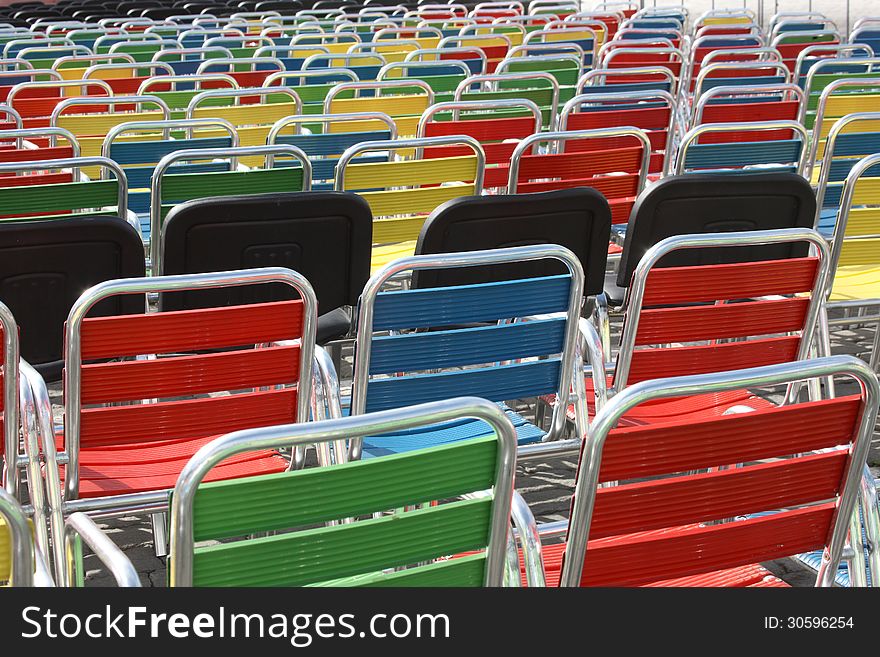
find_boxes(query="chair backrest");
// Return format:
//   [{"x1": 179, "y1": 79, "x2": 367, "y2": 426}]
[
  {"x1": 0, "y1": 125, "x2": 79, "y2": 164},
  {"x1": 674, "y1": 119, "x2": 808, "y2": 176},
  {"x1": 267, "y1": 111, "x2": 396, "y2": 189},
  {"x1": 577, "y1": 65, "x2": 678, "y2": 96},
  {"x1": 323, "y1": 78, "x2": 433, "y2": 136},
  {"x1": 149, "y1": 143, "x2": 311, "y2": 267},
  {"x1": 0, "y1": 155, "x2": 128, "y2": 221},
  {"x1": 691, "y1": 83, "x2": 805, "y2": 142},
  {"x1": 414, "y1": 187, "x2": 610, "y2": 295},
  {"x1": 102, "y1": 116, "x2": 239, "y2": 233},
  {"x1": 350, "y1": 244, "x2": 584, "y2": 457},
  {"x1": 807, "y1": 76, "x2": 880, "y2": 171},
  {"x1": 335, "y1": 135, "x2": 484, "y2": 247},
  {"x1": 613, "y1": 228, "x2": 828, "y2": 391},
  {"x1": 558, "y1": 88, "x2": 674, "y2": 174},
  {"x1": 691, "y1": 60, "x2": 791, "y2": 100},
  {"x1": 812, "y1": 112, "x2": 880, "y2": 239},
  {"x1": 160, "y1": 191, "x2": 372, "y2": 316},
  {"x1": 826, "y1": 152, "x2": 880, "y2": 279},
  {"x1": 803, "y1": 58, "x2": 880, "y2": 132},
  {"x1": 168, "y1": 396, "x2": 517, "y2": 587},
  {"x1": 418, "y1": 98, "x2": 541, "y2": 188},
  {"x1": 454, "y1": 70, "x2": 559, "y2": 127},
  {"x1": 508, "y1": 127, "x2": 650, "y2": 224},
  {"x1": 62, "y1": 267, "x2": 317, "y2": 502},
  {"x1": 616, "y1": 172, "x2": 817, "y2": 288},
  {"x1": 560, "y1": 356, "x2": 879, "y2": 587},
  {"x1": 0, "y1": 215, "x2": 144, "y2": 381}
]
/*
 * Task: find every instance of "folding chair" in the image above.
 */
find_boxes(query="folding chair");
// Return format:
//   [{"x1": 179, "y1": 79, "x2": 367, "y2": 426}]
[
  {"x1": 418, "y1": 98, "x2": 541, "y2": 189},
  {"x1": 102, "y1": 116, "x2": 238, "y2": 238},
  {"x1": 455, "y1": 70, "x2": 559, "y2": 127},
  {"x1": 334, "y1": 134, "x2": 484, "y2": 271},
  {"x1": 821, "y1": 151, "x2": 880, "y2": 373},
  {"x1": 323, "y1": 78, "x2": 433, "y2": 137},
  {"x1": 160, "y1": 191, "x2": 372, "y2": 344},
  {"x1": 557, "y1": 89, "x2": 674, "y2": 176},
  {"x1": 168, "y1": 397, "x2": 516, "y2": 587},
  {"x1": 4, "y1": 77, "x2": 112, "y2": 129},
  {"x1": 347, "y1": 244, "x2": 586, "y2": 459},
  {"x1": 37, "y1": 267, "x2": 317, "y2": 585},
  {"x1": 673, "y1": 119, "x2": 808, "y2": 176},
  {"x1": 0, "y1": 125, "x2": 79, "y2": 164},
  {"x1": 812, "y1": 112, "x2": 880, "y2": 239},
  {"x1": 507, "y1": 127, "x2": 651, "y2": 226},
  {"x1": 267, "y1": 111, "x2": 397, "y2": 190},
  {"x1": 148, "y1": 143, "x2": 311, "y2": 266},
  {"x1": 376, "y1": 58, "x2": 472, "y2": 104},
  {"x1": 516, "y1": 356, "x2": 879, "y2": 588}
]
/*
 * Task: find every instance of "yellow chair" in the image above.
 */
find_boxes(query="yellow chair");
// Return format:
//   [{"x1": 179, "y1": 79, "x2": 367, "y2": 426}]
[
  {"x1": 186, "y1": 86, "x2": 302, "y2": 164},
  {"x1": 822, "y1": 151, "x2": 880, "y2": 371},
  {"x1": 334, "y1": 135, "x2": 485, "y2": 271},
  {"x1": 324, "y1": 78, "x2": 434, "y2": 137},
  {"x1": 50, "y1": 94, "x2": 172, "y2": 176}
]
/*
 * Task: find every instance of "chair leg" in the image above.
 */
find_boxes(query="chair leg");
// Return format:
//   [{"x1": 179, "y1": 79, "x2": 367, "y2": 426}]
[{"x1": 151, "y1": 512, "x2": 168, "y2": 558}]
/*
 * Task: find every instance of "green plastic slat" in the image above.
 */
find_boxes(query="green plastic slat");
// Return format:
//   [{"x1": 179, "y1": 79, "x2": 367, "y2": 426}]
[
  {"x1": 191, "y1": 496, "x2": 493, "y2": 586},
  {"x1": 192, "y1": 435, "x2": 497, "y2": 541},
  {"x1": 316, "y1": 553, "x2": 487, "y2": 587},
  {"x1": 0, "y1": 180, "x2": 118, "y2": 215},
  {"x1": 160, "y1": 166, "x2": 305, "y2": 207}
]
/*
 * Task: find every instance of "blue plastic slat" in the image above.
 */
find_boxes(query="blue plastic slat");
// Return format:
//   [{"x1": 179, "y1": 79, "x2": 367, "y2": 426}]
[
  {"x1": 369, "y1": 317, "x2": 566, "y2": 375},
  {"x1": 110, "y1": 137, "x2": 234, "y2": 165},
  {"x1": 276, "y1": 130, "x2": 392, "y2": 157},
  {"x1": 683, "y1": 139, "x2": 803, "y2": 169},
  {"x1": 372, "y1": 274, "x2": 572, "y2": 331},
  {"x1": 365, "y1": 358, "x2": 561, "y2": 412},
  {"x1": 701, "y1": 75, "x2": 788, "y2": 91}
]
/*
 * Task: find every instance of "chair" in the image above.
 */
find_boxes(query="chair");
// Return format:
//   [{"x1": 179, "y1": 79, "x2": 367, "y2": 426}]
[
  {"x1": 821, "y1": 151, "x2": 880, "y2": 372},
  {"x1": 507, "y1": 127, "x2": 651, "y2": 226},
  {"x1": 168, "y1": 397, "x2": 517, "y2": 587},
  {"x1": 610, "y1": 172, "x2": 818, "y2": 306},
  {"x1": 334, "y1": 134, "x2": 484, "y2": 271},
  {"x1": 160, "y1": 191, "x2": 372, "y2": 344},
  {"x1": 516, "y1": 356, "x2": 879, "y2": 587},
  {"x1": 148, "y1": 143, "x2": 311, "y2": 267},
  {"x1": 347, "y1": 244, "x2": 586, "y2": 459},
  {"x1": 414, "y1": 188, "x2": 610, "y2": 299},
  {"x1": 36, "y1": 267, "x2": 318, "y2": 585}
]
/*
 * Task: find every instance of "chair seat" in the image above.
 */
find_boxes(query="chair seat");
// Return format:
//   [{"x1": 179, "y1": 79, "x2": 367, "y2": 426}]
[
  {"x1": 548, "y1": 378, "x2": 771, "y2": 425},
  {"x1": 524, "y1": 540, "x2": 788, "y2": 587},
  {"x1": 829, "y1": 265, "x2": 880, "y2": 302},
  {"x1": 57, "y1": 431, "x2": 288, "y2": 498},
  {"x1": 362, "y1": 405, "x2": 543, "y2": 458}
]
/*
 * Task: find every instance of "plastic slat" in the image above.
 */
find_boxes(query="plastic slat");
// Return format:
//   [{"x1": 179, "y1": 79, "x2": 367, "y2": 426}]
[
  {"x1": 109, "y1": 137, "x2": 234, "y2": 165},
  {"x1": 0, "y1": 179, "x2": 118, "y2": 216},
  {"x1": 370, "y1": 317, "x2": 566, "y2": 374}
]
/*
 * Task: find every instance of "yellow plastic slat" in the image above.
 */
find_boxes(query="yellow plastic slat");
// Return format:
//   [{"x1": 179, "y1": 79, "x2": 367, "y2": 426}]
[
  {"x1": 837, "y1": 239, "x2": 880, "y2": 268},
  {"x1": 191, "y1": 102, "x2": 299, "y2": 126},
  {"x1": 326, "y1": 94, "x2": 430, "y2": 118},
  {"x1": 361, "y1": 182, "x2": 476, "y2": 221},
  {"x1": 370, "y1": 240, "x2": 417, "y2": 272},
  {"x1": 56, "y1": 110, "x2": 168, "y2": 136},
  {"x1": 343, "y1": 155, "x2": 478, "y2": 189},
  {"x1": 843, "y1": 206, "x2": 880, "y2": 237},
  {"x1": 817, "y1": 114, "x2": 880, "y2": 142},
  {"x1": 850, "y1": 177, "x2": 880, "y2": 205}
]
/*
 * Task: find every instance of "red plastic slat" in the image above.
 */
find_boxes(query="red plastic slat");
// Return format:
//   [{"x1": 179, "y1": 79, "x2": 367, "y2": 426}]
[
  {"x1": 641, "y1": 257, "x2": 819, "y2": 306},
  {"x1": 423, "y1": 115, "x2": 536, "y2": 142},
  {"x1": 77, "y1": 387, "x2": 296, "y2": 450},
  {"x1": 627, "y1": 334, "x2": 801, "y2": 382},
  {"x1": 565, "y1": 106, "x2": 670, "y2": 131},
  {"x1": 590, "y1": 450, "x2": 847, "y2": 539},
  {"x1": 635, "y1": 297, "x2": 810, "y2": 345},
  {"x1": 598, "y1": 395, "x2": 861, "y2": 482},
  {"x1": 578, "y1": 504, "x2": 835, "y2": 586},
  {"x1": 79, "y1": 300, "x2": 304, "y2": 360},
  {"x1": 79, "y1": 344, "x2": 300, "y2": 405}
]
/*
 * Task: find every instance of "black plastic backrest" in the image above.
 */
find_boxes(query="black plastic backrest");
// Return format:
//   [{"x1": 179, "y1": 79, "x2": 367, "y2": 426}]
[
  {"x1": 413, "y1": 188, "x2": 612, "y2": 294},
  {"x1": 616, "y1": 172, "x2": 818, "y2": 287},
  {"x1": 0, "y1": 216, "x2": 145, "y2": 382},
  {"x1": 161, "y1": 191, "x2": 373, "y2": 313}
]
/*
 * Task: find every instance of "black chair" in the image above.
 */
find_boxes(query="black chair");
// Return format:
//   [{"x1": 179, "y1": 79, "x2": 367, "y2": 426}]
[
  {"x1": 413, "y1": 187, "x2": 612, "y2": 295},
  {"x1": 160, "y1": 191, "x2": 372, "y2": 344},
  {"x1": 609, "y1": 172, "x2": 818, "y2": 305},
  {"x1": 0, "y1": 216, "x2": 145, "y2": 381}
]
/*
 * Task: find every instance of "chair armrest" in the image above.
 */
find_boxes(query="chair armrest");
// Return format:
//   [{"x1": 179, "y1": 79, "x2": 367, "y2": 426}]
[{"x1": 65, "y1": 513, "x2": 141, "y2": 587}]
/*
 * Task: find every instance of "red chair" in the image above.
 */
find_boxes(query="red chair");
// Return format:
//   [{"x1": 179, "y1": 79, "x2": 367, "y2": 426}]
[
  {"x1": 517, "y1": 355, "x2": 879, "y2": 587},
  {"x1": 37, "y1": 267, "x2": 319, "y2": 585}
]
